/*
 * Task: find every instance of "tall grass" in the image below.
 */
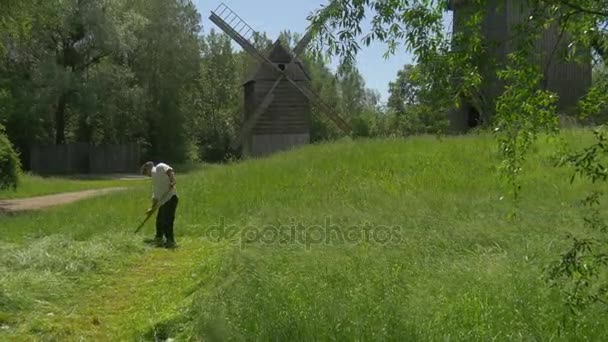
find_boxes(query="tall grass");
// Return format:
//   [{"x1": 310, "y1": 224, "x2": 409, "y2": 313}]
[
  {"x1": 175, "y1": 131, "x2": 606, "y2": 340},
  {"x1": 0, "y1": 185, "x2": 150, "y2": 337},
  {"x1": 1, "y1": 129, "x2": 606, "y2": 340}
]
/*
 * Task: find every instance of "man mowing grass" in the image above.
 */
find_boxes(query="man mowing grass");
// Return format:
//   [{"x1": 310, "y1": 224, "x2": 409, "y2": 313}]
[{"x1": 141, "y1": 161, "x2": 179, "y2": 248}]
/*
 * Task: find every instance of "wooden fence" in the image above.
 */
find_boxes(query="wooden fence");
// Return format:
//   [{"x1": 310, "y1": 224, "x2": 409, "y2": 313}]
[{"x1": 30, "y1": 143, "x2": 141, "y2": 175}]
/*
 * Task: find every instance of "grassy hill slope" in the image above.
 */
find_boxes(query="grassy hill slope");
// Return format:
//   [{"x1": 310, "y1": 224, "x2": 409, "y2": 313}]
[{"x1": 1, "y1": 131, "x2": 606, "y2": 340}]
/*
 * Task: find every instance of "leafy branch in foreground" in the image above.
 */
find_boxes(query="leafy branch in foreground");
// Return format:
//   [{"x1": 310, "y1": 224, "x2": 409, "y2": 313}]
[
  {"x1": 547, "y1": 126, "x2": 608, "y2": 321},
  {"x1": 306, "y1": 0, "x2": 487, "y2": 135},
  {"x1": 493, "y1": 10, "x2": 560, "y2": 202},
  {"x1": 545, "y1": 29, "x2": 608, "y2": 317}
]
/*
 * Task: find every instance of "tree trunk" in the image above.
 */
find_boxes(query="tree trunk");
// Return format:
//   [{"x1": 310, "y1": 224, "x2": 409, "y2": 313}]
[{"x1": 55, "y1": 92, "x2": 67, "y2": 145}]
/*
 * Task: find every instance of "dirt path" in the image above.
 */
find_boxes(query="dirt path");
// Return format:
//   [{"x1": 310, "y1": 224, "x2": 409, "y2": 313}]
[{"x1": 0, "y1": 187, "x2": 128, "y2": 213}]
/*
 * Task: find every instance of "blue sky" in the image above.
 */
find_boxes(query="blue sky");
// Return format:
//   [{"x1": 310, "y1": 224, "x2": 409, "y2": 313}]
[{"x1": 194, "y1": 1, "x2": 452, "y2": 103}]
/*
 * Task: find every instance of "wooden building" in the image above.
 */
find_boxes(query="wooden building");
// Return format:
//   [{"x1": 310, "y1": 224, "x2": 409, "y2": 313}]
[
  {"x1": 241, "y1": 39, "x2": 312, "y2": 157},
  {"x1": 446, "y1": 0, "x2": 592, "y2": 132},
  {"x1": 209, "y1": 2, "x2": 351, "y2": 158}
]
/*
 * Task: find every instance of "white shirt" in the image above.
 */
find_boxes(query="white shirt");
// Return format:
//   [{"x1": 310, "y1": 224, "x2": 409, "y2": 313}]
[{"x1": 151, "y1": 163, "x2": 176, "y2": 206}]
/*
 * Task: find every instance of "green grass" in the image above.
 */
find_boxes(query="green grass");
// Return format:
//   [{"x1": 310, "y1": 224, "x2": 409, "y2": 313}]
[
  {"x1": 1, "y1": 129, "x2": 607, "y2": 340},
  {"x1": 0, "y1": 173, "x2": 141, "y2": 200}
]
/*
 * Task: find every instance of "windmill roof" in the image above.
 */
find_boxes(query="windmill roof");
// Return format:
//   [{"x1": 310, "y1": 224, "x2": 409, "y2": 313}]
[{"x1": 243, "y1": 39, "x2": 311, "y2": 85}]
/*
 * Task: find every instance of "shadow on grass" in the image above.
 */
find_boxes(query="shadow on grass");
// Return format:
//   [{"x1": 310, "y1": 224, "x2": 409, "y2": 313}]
[
  {"x1": 141, "y1": 314, "x2": 192, "y2": 342},
  {"x1": 0, "y1": 204, "x2": 36, "y2": 216}
]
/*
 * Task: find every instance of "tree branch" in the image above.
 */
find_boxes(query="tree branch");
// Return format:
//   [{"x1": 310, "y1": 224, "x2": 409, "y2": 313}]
[
  {"x1": 558, "y1": 0, "x2": 608, "y2": 17},
  {"x1": 74, "y1": 52, "x2": 107, "y2": 72}
]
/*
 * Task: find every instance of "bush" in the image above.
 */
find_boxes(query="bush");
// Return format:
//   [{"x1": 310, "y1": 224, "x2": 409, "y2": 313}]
[
  {"x1": 0, "y1": 123, "x2": 20, "y2": 190},
  {"x1": 387, "y1": 106, "x2": 449, "y2": 137}
]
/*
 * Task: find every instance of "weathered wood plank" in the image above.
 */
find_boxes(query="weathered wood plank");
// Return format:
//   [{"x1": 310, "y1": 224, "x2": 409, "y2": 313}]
[
  {"x1": 293, "y1": 29, "x2": 313, "y2": 56},
  {"x1": 232, "y1": 76, "x2": 283, "y2": 149},
  {"x1": 283, "y1": 77, "x2": 351, "y2": 133}
]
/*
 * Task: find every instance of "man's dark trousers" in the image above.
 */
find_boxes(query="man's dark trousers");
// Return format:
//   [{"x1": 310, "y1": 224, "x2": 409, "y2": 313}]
[{"x1": 155, "y1": 195, "x2": 179, "y2": 243}]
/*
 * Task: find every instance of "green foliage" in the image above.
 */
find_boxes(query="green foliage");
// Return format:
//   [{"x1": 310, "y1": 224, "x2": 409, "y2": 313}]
[
  {"x1": 387, "y1": 105, "x2": 449, "y2": 137},
  {"x1": 129, "y1": 0, "x2": 202, "y2": 163},
  {"x1": 192, "y1": 29, "x2": 242, "y2": 162},
  {"x1": 581, "y1": 65, "x2": 608, "y2": 124},
  {"x1": 2, "y1": 2, "x2": 394, "y2": 165},
  {"x1": 334, "y1": 63, "x2": 386, "y2": 138},
  {"x1": 494, "y1": 45, "x2": 560, "y2": 200},
  {"x1": 308, "y1": 59, "x2": 344, "y2": 142},
  {"x1": 0, "y1": 0, "x2": 202, "y2": 165},
  {"x1": 386, "y1": 64, "x2": 449, "y2": 136},
  {"x1": 0, "y1": 124, "x2": 20, "y2": 190},
  {"x1": 387, "y1": 64, "x2": 418, "y2": 113},
  {"x1": 306, "y1": 0, "x2": 607, "y2": 329},
  {"x1": 548, "y1": 126, "x2": 608, "y2": 323},
  {"x1": 73, "y1": 62, "x2": 146, "y2": 144}
]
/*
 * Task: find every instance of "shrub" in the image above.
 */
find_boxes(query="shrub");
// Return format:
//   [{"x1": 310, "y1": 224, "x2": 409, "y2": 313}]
[{"x1": 0, "y1": 123, "x2": 20, "y2": 190}]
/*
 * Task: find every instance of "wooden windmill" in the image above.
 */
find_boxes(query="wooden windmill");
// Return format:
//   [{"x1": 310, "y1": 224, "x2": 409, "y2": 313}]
[
  {"x1": 209, "y1": 2, "x2": 351, "y2": 157},
  {"x1": 446, "y1": 0, "x2": 591, "y2": 132}
]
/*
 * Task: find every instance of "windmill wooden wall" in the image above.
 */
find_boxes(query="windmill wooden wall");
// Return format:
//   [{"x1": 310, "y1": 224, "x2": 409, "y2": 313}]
[
  {"x1": 242, "y1": 40, "x2": 312, "y2": 157},
  {"x1": 447, "y1": 0, "x2": 592, "y2": 132}
]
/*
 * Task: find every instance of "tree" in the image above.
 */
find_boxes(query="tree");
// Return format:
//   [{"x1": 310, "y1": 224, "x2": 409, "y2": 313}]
[
  {"x1": 129, "y1": 0, "x2": 202, "y2": 162},
  {"x1": 0, "y1": 123, "x2": 21, "y2": 190},
  {"x1": 387, "y1": 64, "x2": 419, "y2": 113},
  {"x1": 386, "y1": 63, "x2": 448, "y2": 136},
  {"x1": 1, "y1": 0, "x2": 147, "y2": 171},
  {"x1": 195, "y1": 29, "x2": 243, "y2": 162},
  {"x1": 1, "y1": 0, "x2": 205, "y2": 166},
  {"x1": 307, "y1": 57, "x2": 344, "y2": 142},
  {"x1": 336, "y1": 63, "x2": 386, "y2": 137},
  {"x1": 1, "y1": 0, "x2": 61, "y2": 164},
  {"x1": 35, "y1": 0, "x2": 136, "y2": 145},
  {"x1": 73, "y1": 61, "x2": 146, "y2": 145}
]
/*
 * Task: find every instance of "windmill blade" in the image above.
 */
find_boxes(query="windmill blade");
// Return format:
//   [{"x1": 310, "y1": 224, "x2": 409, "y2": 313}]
[
  {"x1": 231, "y1": 76, "x2": 284, "y2": 149},
  {"x1": 292, "y1": 28, "x2": 314, "y2": 58},
  {"x1": 210, "y1": 3, "x2": 288, "y2": 82},
  {"x1": 283, "y1": 76, "x2": 351, "y2": 134},
  {"x1": 281, "y1": 28, "x2": 350, "y2": 133},
  {"x1": 209, "y1": 4, "x2": 311, "y2": 88},
  {"x1": 209, "y1": 3, "x2": 268, "y2": 65}
]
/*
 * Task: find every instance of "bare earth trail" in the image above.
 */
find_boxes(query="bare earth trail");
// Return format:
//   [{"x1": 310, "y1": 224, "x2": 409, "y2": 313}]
[{"x1": 0, "y1": 187, "x2": 128, "y2": 213}]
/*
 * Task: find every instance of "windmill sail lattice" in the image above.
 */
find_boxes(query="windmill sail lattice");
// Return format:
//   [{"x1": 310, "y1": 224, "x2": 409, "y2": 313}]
[{"x1": 209, "y1": 3, "x2": 268, "y2": 64}]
